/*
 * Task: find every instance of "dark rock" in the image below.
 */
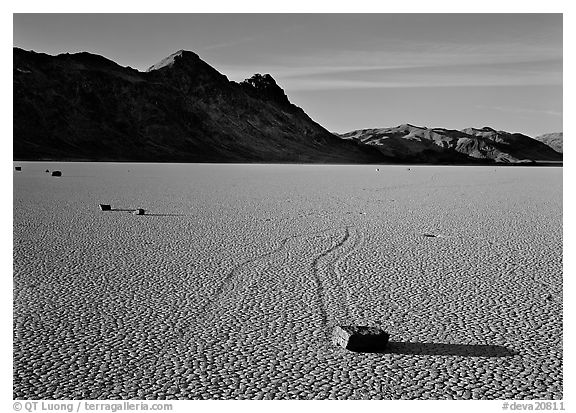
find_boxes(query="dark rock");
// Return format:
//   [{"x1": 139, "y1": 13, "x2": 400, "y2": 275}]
[
  {"x1": 240, "y1": 73, "x2": 291, "y2": 106},
  {"x1": 332, "y1": 325, "x2": 390, "y2": 352},
  {"x1": 51, "y1": 171, "x2": 62, "y2": 176},
  {"x1": 15, "y1": 166, "x2": 21, "y2": 171},
  {"x1": 133, "y1": 209, "x2": 145, "y2": 215},
  {"x1": 45, "y1": 169, "x2": 49, "y2": 173},
  {"x1": 99, "y1": 204, "x2": 111, "y2": 211}
]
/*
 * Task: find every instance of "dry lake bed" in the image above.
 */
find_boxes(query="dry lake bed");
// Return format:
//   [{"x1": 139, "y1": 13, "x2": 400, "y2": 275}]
[{"x1": 13, "y1": 163, "x2": 563, "y2": 400}]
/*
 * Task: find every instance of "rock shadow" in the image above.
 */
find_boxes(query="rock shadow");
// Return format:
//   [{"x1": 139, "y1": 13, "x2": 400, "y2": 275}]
[
  {"x1": 109, "y1": 208, "x2": 182, "y2": 216},
  {"x1": 141, "y1": 213, "x2": 183, "y2": 217},
  {"x1": 355, "y1": 341, "x2": 517, "y2": 357}
]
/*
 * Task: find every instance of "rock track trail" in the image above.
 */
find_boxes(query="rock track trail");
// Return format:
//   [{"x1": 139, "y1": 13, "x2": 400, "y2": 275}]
[
  {"x1": 311, "y1": 226, "x2": 365, "y2": 332},
  {"x1": 197, "y1": 225, "x2": 365, "y2": 339}
]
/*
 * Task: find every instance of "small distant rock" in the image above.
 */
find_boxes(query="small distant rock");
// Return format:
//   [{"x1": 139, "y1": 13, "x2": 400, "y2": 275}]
[
  {"x1": 133, "y1": 209, "x2": 145, "y2": 215},
  {"x1": 51, "y1": 171, "x2": 62, "y2": 177},
  {"x1": 332, "y1": 325, "x2": 389, "y2": 352},
  {"x1": 99, "y1": 204, "x2": 111, "y2": 211},
  {"x1": 45, "y1": 169, "x2": 50, "y2": 173},
  {"x1": 376, "y1": 168, "x2": 380, "y2": 171},
  {"x1": 15, "y1": 166, "x2": 21, "y2": 171}
]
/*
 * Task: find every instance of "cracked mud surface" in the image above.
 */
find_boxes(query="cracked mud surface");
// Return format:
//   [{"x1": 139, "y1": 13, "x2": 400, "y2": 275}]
[{"x1": 13, "y1": 163, "x2": 562, "y2": 399}]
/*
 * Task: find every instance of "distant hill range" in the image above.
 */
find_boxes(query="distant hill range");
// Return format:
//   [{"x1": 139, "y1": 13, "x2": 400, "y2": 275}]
[
  {"x1": 534, "y1": 132, "x2": 563, "y2": 154},
  {"x1": 13, "y1": 48, "x2": 562, "y2": 165},
  {"x1": 337, "y1": 125, "x2": 562, "y2": 164}
]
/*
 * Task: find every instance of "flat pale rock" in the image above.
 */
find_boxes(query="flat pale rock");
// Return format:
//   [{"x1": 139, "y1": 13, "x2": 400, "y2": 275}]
[{"x1": 332, "y1": 325, "x2": 389, "y2": 352}]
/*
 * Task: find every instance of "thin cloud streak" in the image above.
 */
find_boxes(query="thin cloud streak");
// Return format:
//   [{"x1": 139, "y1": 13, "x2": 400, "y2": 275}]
[
  {"x1": 219, "y1": 55, "x2": 560, "y2": 81},
  {"x1": 212, "y1": 37, "x2": 561, "y2": 91},
  {"x1": 476, "y1": 105, "x2": 562, "y2": 118},
  {"x1": 257, "y1": 39, "x2": 561, "y2": 73},
  {"x1": 280, "y1": 77, "x2": 561, "y2": 91},
  {"x1": 218, "y1": 64, "x2": 422, "y2": 82},
  {"x1": 219, "y1": 61, "x2": 560, "y2": 91},
  {"x1": 218, "y1": 61, "x2": 561, "y2": 90}
]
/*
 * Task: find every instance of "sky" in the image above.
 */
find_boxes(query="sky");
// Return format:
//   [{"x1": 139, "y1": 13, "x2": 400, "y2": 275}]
[{"x1": 13, "y1": 13, "x2": 563, "y2": 137}]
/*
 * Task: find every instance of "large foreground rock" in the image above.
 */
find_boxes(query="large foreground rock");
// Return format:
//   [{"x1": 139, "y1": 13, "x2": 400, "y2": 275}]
[{"x1": 332, "y1": 326, "x2": 390, "y2": 352}]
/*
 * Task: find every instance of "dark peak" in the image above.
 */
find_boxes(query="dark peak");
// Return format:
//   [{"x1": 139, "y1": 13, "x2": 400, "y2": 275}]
[
  {"x1": 242, "y1": 73, "x2": 277, "y2": 88},
  {"x1": 58, "y1": 51, "x2": 122, "y2": 69},
  {"x1": 146, "y1": 49, "x2": 201, "y2": 72},
  {"x1": 170, "y1": 49, "x2": 200, "y2": 60},
  {"x1": 174, "y1": 49, "x2": 195, "y2": 56},
  {"x1": 14, "y1": 47, "x2": 52, "y2": 58},
  {"x1": 14, "y1": 47, "x2": 31, "y2": 56},
  {"x1": 241, "y1": 73, "x2": 290, "y2": 106},
  {"x1": 14, "y1": 47, "x2": 122, "y2": 71},
  {"x1": 145, "y1": 49, "x2": 229, "y2": 86}
]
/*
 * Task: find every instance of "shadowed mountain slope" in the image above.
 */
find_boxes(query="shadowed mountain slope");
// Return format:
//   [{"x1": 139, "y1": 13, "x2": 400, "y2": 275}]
[
  {"x1": 534, "y1": 132, "x2": 563, "y2": 153},
  {"x1": 13, "y1": 48, "x2": 381, "y2": 163}
]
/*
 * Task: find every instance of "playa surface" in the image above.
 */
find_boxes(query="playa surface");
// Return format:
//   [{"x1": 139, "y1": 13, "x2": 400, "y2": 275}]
[{"x1": 13, "y1": 163, "x2": 563, "y2": 399}]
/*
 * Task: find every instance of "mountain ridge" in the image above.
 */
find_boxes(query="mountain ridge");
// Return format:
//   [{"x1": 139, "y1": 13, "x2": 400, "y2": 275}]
[
  {"x1": 13, "y1": 48, "x2": 562, "y2": 165},
  {"x1": 337, "y1": 124, "x2": 562, "y2": 164},
  {"x1": 534, "y1": 132, "x2": 563, "y2": 153},
  {"x1": 13, "y1": 47, "x2": 381, "y2": 163}
]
